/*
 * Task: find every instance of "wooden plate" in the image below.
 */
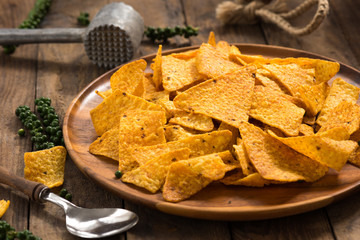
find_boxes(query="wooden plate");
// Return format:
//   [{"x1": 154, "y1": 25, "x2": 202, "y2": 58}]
[{"x1": 63, "y1": 44, "x2": 360, "y2": 221}]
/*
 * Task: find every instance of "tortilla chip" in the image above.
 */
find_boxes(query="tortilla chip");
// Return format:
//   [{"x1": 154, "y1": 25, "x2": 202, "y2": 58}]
[
  {"x1": 216, "y1": 41, "x2": 231, "y2": 56},
  {"x1": 318, "y1": 101, "x2": 360, "y2": 135},
  {"x1": 218, "y1": 150, "x2": 240, "y2": 171},
  {"x1": 89, "y1": 127, "x2": 119, "y2": 161},
  {"x1": 207, "y1": 31, "x2": 216, "y2": 47},
  {"x1": 255, "y1": 71, "x2": 283, "y2": 92},
  {"x1": 90, "y1": 90, "x2": 164, "y2": 136},
  {"x1": 162, "y1": 153, "x2": 228, "y2": 202},
  {"x1": 95, "y1": 89, "x2": 112, "y2": 99},
  {"x1": 0, "y1": 200, "x2": 10, "y2": 218},
  {"x1": 169, "y1": 111, "x2": 214, "y2": 132},
  {"x1": 268, "y1": 129, "x2": 358, "y2": 171},
  {"x1": 151, "y1": 45, "x2": 163, "y2": 90},
  {"x1": 299, "y1": 124, "x2": 315, "y2": 136},
  {"x1": 170, "y1": 49, "x2": 198, "y2": 60},
  {"x1": 195, "y1": 43, "x2": 242, "y2": 79},
  {"x1": 174, "y1": 65, "x2": 256, "y2": 128},
  {"x1": 233, "y1": 140, "x2": 256, "y2": 175},
  {"x1": 229, "y1": 46, "x2": 247, "y2": 66},
  {"x1": 239, "y1": 122, "x2": 328, "y2": 182},
  {"x1": 262, "y1": 63, "x2": 314, "y2": 97},
  {"x1": 298, "y1": 82, "x2": 329, "y2": 116},
  {"x1": 348, "y1": 147, "x2": 360, "y2": 168},
  {"x1": 218, "y1": 121, "x2": 240, "y2": 146},
  {"x1": 317, "y1": 78, "x2": 360, "y2": 126},
  {"x1": 110, "y1": 59, "x2": 147, "y2": 97},
  {"x1": 118, "y1": 110, "x2": 167, "y2": 172},
  {"x1": 121, "y1": 148, "x2": 191, "y2": 193},
  {"x1": 164, "y1": 124, "x2": 195, "y2": 142},
  {"x1": 162, "y1": 56, "x2": 203, "y2": 91},
  {"x1": 221, "y1": 170, "x2": 269, "y2": 187},
  {"x1": 130, "y1": 130, "x2": 233, "y2": 166},
  {"x1": 249, "y1": 85, "x2": 305, "y2": 136},
  {"x1": 24, "y1": 146, "x2": 67, "y2": 188}
]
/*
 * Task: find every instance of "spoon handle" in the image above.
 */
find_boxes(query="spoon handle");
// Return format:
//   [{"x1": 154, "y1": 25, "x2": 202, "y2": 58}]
[{"x1": 0, "y1": 165, "x2": 48, "y2": 202}]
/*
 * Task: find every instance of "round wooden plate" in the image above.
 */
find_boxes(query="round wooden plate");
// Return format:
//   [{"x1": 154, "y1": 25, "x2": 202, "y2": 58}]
[{"x1": 63, "y1": 44, "x2": 360, "y2": 221}]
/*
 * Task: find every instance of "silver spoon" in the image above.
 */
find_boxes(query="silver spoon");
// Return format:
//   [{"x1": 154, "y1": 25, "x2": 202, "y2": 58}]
[{"x1": 0, "y1": 166, "x2": 138, "y2": 238}]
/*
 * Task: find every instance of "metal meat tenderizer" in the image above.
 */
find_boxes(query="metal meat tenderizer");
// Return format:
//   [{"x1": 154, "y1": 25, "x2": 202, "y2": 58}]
[{"x1": 0, "y1": 2, "x2": 144, "y2": 68}]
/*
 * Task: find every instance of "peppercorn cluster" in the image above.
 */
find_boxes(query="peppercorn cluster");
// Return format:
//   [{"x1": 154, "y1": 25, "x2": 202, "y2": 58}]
[
  {"x1": 144, "y1": 26, "x2": 198, "y2": 42},
  {"x1": 3, "y1": 0, "x2": 52, "y2": 54},
  {"x1": 0, "y1": 220, "x2": 42, "y2": 240},
  {"x1": 15, "y1": 97, "x2": 64, "y2": 150}
]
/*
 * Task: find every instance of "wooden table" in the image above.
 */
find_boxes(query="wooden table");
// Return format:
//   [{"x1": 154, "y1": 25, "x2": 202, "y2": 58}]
[{"x1": 1, "y1": 0, "x2": 360, "y2": 239}]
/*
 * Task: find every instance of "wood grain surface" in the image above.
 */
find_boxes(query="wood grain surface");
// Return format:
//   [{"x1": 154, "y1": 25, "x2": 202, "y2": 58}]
[{"x1": 1, "y1": 0, "x2": 360, "y2": 239}]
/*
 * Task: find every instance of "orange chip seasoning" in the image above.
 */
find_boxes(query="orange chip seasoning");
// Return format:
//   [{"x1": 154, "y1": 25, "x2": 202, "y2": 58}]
[
  {"x1": 0, "y1": 200, "x2": 10, "y2": 218},
  {"x1": 239, "y1": 122, "x2": 328, "y2": 182},
  {"x1": 90, "y1": 90, "x2": 164, "y2": 136},
  {"x1": 151, "y1": 45, "x2": 163, "y2": 90},
  {"x1": 174, "y1": 65, "x2": 256, "y2": 128},
  {"x1": 110, "y1": 59, "x2": 147, "y2": 97}
]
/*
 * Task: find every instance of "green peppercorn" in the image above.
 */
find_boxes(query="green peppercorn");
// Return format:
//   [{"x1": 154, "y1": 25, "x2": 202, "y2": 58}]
[
  {"x1": 65, "y1": 193, "x2": 72, "y2": 202},
  {"x1": 115, "y1": 170, "x2": 123, "y2": 178},
  {"x1": 59, "y1": 188, "x2": 68, "y2": 197},
  {"x1": 18, "y1": 129, "x2": 26, "y2": 137}
]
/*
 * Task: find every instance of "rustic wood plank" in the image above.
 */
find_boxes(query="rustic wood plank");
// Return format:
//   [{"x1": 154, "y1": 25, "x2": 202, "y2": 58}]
[
  {"x1": 0, "y1": 0, "x2": 37, "y2": 232},
  {"x1": 329, "y1": 0, "x2": 360, "y2": 68},
  {"x1": 231, "y1": 209, "x2": 334, "y2": 240},
  {"x1": 182, "y1": 0, "x2": 266, "y2": 45}
]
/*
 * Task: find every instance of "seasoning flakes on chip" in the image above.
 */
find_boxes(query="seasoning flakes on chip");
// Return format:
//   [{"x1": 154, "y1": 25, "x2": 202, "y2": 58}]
[
  {"x1": 173, "y1": 65, "x2": 256, "y2": 128},
  {"x1": 24, "y1": 146, "x2": 67, "y2": 188},
  {"x1": 90, "y1": 90, "x2": 164, "y2": 136},
  {"x1": 239, "y1": 122, "x2": 328, "y2": 182},
  {"x1": 249, "y1": 85, "x2": 305, "y2": 136}
]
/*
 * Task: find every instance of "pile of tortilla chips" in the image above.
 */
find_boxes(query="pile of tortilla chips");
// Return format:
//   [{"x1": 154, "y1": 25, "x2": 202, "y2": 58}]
[{"x1": 89, "y1": 32, "x2": 360, "y2": 202}]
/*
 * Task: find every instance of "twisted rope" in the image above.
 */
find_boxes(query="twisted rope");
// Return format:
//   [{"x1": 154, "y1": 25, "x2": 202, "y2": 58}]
[{"x1": 216, "y1": 0, "x2": 329, "y2": 36}]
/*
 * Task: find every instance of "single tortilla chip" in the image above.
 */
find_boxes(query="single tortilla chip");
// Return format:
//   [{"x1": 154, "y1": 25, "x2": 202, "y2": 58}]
[
  {"x1": 262, "y1": 63, "x2": 314, "y2": 97},
  {"x1": 268, "y1": 129, "x2": 358, "y2": 171},
  {"x1": 218, "y1": 150, "x2": 240, "y2": 171},
  {"x1": 0, "y1": 200, "x2": 10, "y2": 218},
  {"x1": 195, "y1": 43, "x2": 242, "y2": 79},
  {"x1": 174, "y1": 65, "x2": 256, "y2": 128},
  {"x1": 249, "y1": 85, "x2": 305, "y2": 136},
  {"x1": 207, "y1": 31, "x2": 216, "y2": 47},
  {"x1": 298, "y1": 82, "x2": 329, "y2": 116},
  {"x1": 95, "y1": 89, "x2": 112, "y2": 99},
  {"x1": 162, "y1": 56, "x2": 203, "y2": 91},
  {"x1": 299, "y1": 124, "x2": 315, "y2": 136},
  {"x1": 218, "y1": 121, "x2": 240, "y2": 146},
  {"x1": 239, "y1": 122, "x2": 328, "y2": 182},
  {"x1": 110, "y1": 59, "x2": 147, "y2": 97},
  {"x1": 233, "y1": 140, "x2": 256, "y2": 175},
  {"x1": 317, "y1": 101, "x2": 360, "y2": 135},
  {"x1": 24, "y1": 146, "x2": 67, "y2": 188},
  {"x1": 162, "y1": 153, "x2": 228, "y2": 202},
  {"x1": 216, "y1": 41, "x2": 231, "y2": 56},
  {"x1": 90, "y1": 90, "x2": 164, "y2": 136},
  {"x1": 118, "y1": 110, "x2": 167, "y2": 172},
  {"x1": 130, "y1": 130, "x2": 233, "y2": 166},
  {"x1": 164, "y1": 124, "x2": 195, "y2": 142},
  {"x1": 89, "y1": 127, "x2": 119, "y2": 161},
  {"x1": 348, "y1": 147, "x2": 360, "y2": 168},
  {"x1": 221, "y1": 170, "x2": 270, "y2": 187},
  {"x1": 170, "y1": 49, "x2": 198, "y2": 60},
  {"x1": 151, "y1": 45, "x2": 163, "y2": 90},
  {"x1": 169, "y1": 111, "x2": 214, "y2": 132},
  {"x1": 121, "y1": 148, "x2": 191, "y2": 193},
  {"x1": 317, "y1": 78, "x2": 360, "y2": 126}
]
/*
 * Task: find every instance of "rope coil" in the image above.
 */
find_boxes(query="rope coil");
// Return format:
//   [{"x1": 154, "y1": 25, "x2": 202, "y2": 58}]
[{"x1": 216, "y1": 0, "x2": 329, "y2": 36}]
